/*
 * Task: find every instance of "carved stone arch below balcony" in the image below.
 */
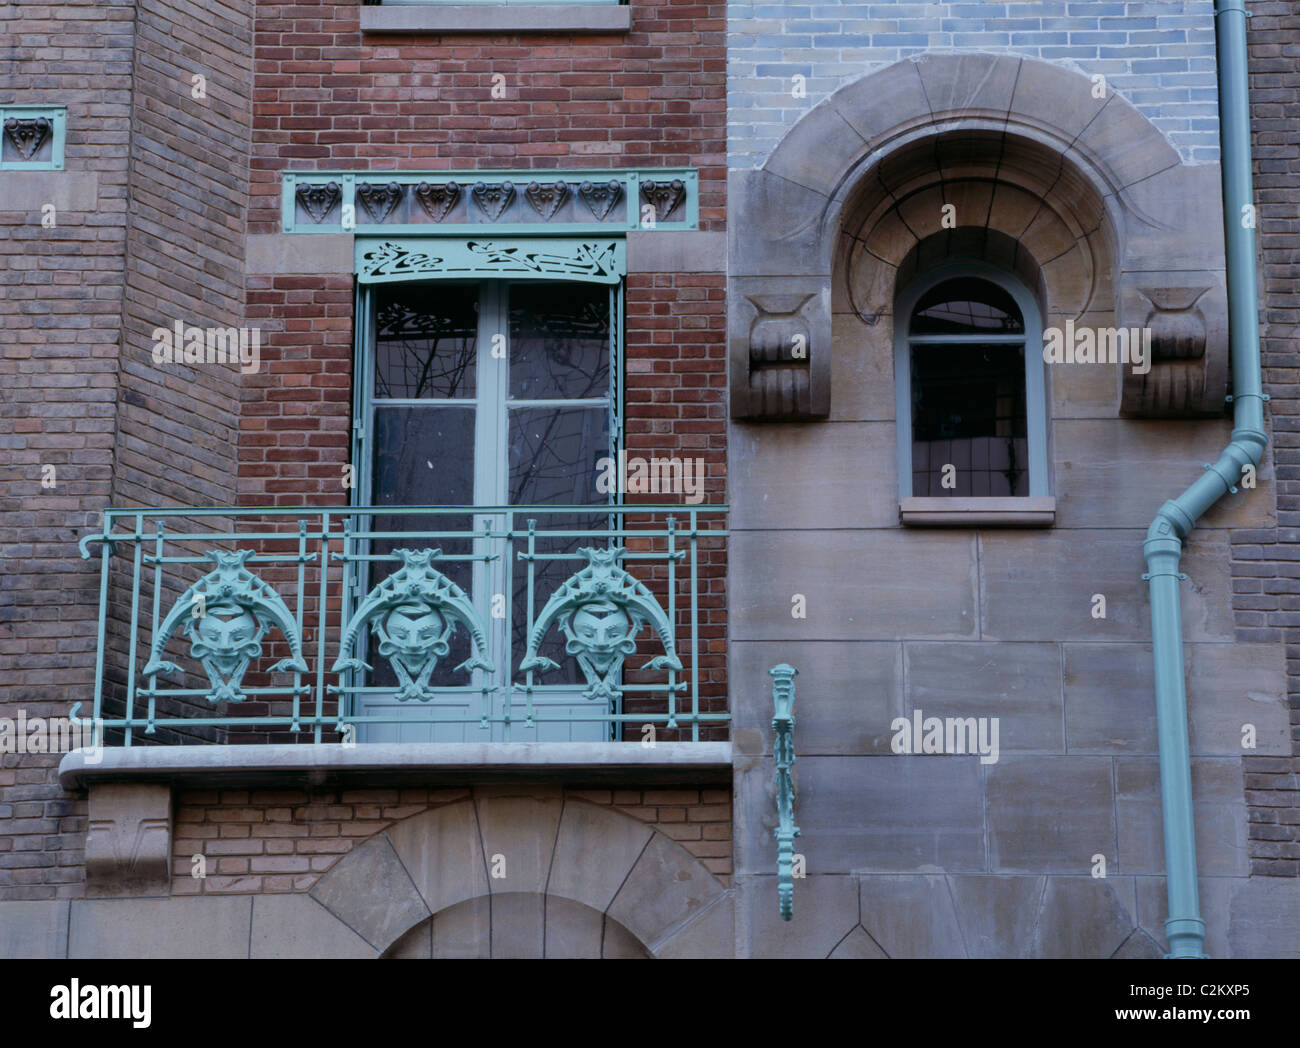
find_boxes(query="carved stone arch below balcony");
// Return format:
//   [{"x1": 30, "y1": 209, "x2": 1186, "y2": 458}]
[
  {"x1": 308, "y1": 788, "x2": 735, "y2": 958},
  {"x1": 729, "y1": 51, "x2": 1231, "y2": 420}
]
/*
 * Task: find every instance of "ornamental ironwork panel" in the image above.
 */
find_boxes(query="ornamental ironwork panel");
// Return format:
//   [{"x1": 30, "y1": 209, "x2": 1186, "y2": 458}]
[
  {"x1": 771, "y1": 663, "x2": 800, "y2": 921},
  {"x1": 0, "y1": 106, "x2": 65, "y2": 169},
  {"x1": 518, "y1": 546, "x2": 681, "y2": 702},
  {"x1": 141, "y1": 550, "x2": 309, "y2": 704},
  {"x1": 332, "y1": 548, "x2": 493, "y2": 702},
  {"x1": 77, "y1": 506, "x2": 727, "y2": 744},
  {"x1": 356, "y1": 238, "x2": 626, "y2": 285}
]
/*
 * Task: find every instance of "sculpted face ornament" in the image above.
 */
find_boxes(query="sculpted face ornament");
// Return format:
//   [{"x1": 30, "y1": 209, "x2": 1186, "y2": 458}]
[
  {"x1": 142, "y1": 550, "x2": 309, "y2": 704},
  {"x1": 374, "y1": 603, "x2": 452, "y2": 700},
  {"x1": 566, "y1": 601, "x2": 637, "y2": 684},
  {"x1": 518, "y1": 547, "x2": 681, "y2": 701},
  {"x1": 333, "y1": 549, "x2": 493, "y2": 702},
  {"x1": 192, "y1": 606, "x2": 263, "y2": 677}
]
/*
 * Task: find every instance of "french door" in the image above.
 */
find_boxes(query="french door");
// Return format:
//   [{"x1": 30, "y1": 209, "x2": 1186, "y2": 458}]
[{"x1": 350, "y1": 278, "x2": 620, "y2": 741}]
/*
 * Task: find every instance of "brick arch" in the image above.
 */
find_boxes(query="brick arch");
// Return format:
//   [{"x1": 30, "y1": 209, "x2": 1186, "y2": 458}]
[
  {"x1": 306, "y1": 789, "x2": 734, "y2": 958},
  {"x1": 731, "y1": 51, "x2": 1228, "y2": 420}
]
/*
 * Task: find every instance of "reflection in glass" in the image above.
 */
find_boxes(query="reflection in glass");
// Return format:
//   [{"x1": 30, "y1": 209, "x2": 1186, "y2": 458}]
[
  {"x1": 911, "y1": 343, "x2": 1028, "y2": 497},
  {"x1": 508, "y1": 406, "x2": 608, "y2": 507},
  {"x1": 911, "y1": 277, "x2": 1025, "y2": 336},
  {"x1": 373, "y1": 284, "x2": 478, "y2": 399},
  {"x1": 508, "y1": 283, "x2": 609, "y2": 400}
]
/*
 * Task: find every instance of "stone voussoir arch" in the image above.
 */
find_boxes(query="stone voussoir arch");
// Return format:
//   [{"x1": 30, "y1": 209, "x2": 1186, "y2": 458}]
[
  {"x1": 306, "y1": 788, "x2": 734, "y2": 958},
  {"x1": 730, "y1": 51, "x2": 1229, "y2": 420}
]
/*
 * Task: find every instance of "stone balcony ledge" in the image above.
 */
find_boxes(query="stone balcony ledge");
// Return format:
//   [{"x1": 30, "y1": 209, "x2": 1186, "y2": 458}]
[{"x1": 59, "y1": 741, "x2": 733, "y2": 791}]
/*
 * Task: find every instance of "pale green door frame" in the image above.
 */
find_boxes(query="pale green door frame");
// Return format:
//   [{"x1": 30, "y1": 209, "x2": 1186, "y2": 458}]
[{"x1": 347, "y1": 237, "x2": 626, "y2": 742}]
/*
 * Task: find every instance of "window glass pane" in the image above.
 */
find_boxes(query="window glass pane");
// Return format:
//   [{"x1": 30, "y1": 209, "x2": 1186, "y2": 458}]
[
  {"x1": 366, "y1": 388, "x2": 479, "y2": 690},
  {"x1": 911, "y1": 277, "x2": 1024, "y2": 336},
  {"x1": 911, "y1": 343, "x2": 1028, "y2": 497},
  {"x1": 371, "y1": 405, "x2": 475, "y2": 506},
  {"x1": 373, "y1": 284, "x2": 478, "y2": 399},
  {"x1": 508, "y1": 283, "x2": 610, "y2": 400},
  {"x1": 508, "y1": 406, "x2": 608, "y2": 506}
]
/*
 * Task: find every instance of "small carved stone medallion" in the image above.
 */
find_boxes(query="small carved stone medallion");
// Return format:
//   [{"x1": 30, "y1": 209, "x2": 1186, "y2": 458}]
[
  {"x1": 356, "y1": 181, "x2": 404, "y2": 224},
  {"x1": 471, "y1": 181, "x2": 516, "y2": 221},
  {"x1": 524, "y1": 180, "x2": 570, "y2": 220},
  {"x1": 295, "y1": 181, "x2": 341, "y2": 224},
  {"x1": 640, "y1": 179, "x2": 686, "y2": 222},
  {"x1": 415, "y1": 180, "x2": 461, "y2": 222},
  {"x1": 3, "y1": 117, "x2": 50, "y2": 160},
  {"x1": 578, "y1": 179, "x2": 623, "y2": 221}
]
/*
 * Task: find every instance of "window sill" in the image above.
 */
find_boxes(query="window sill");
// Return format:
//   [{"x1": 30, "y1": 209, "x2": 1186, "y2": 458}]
[
  {"x1": 900, "y1": 497, "x2": 1056, "y2": 528},
  {"x1": 58, "y1": 742, "x2": 733, "y2": 791},
  {"x1": 360, "y1": 4, "x2": 632, "y2": 34}
]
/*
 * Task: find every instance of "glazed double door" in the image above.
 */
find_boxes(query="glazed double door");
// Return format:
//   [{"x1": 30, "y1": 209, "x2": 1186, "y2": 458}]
[{"x1": 352, "y1": 279, "x2": 619, "y2": 742}]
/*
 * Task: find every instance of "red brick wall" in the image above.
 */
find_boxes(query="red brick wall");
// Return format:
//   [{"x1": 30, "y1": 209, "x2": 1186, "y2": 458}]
[
  {"x1": 239, "y1": 0, "x2": 727, "y2": 506},
  {"x1": 0, "y1": 0, "x2": 137, "y2": 901},
  {"x1": 246, "y1": 0, "x2": 725, "y2": 233},
  {"x1": 1244, "y1": 0, "x2": 1300, "y2": 875},
  {"x1": 0, "y1": 0, "x2": 255, "y2": 899}
]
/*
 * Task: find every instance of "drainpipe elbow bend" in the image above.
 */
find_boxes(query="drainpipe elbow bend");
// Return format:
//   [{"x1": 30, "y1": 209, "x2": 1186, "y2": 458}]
[
  {"x1": 1145, "y1": 502, "x2": 1192, "y2": 554},
  {"x1": 1230, "y1": 426, "x2": 1268, "y2": 469}
]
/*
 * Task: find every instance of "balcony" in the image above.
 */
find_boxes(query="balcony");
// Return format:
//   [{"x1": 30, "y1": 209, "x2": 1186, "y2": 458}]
[{"x1": 63, "y1": 505, "x2": 728, "y2": 790}]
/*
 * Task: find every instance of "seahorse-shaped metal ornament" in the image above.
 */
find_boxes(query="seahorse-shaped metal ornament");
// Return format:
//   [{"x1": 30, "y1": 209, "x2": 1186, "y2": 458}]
[
  {"x1": 142, "y1": 549, "x2": 309, "y2": 704},
  {"x1": 332, "y1": 548, "x2": 494, "y2": 702},
  {"x1": 517, "y1": 546, "x2": 681, "y2": 701}
]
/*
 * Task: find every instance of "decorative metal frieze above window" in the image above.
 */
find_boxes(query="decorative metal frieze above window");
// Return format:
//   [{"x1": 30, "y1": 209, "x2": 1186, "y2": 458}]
[
  {"x1": 282, "y1": 169, "x2": 697, "y2": 234},
  {"x1": 355, "y1": 237, "x2": 626, "y2": 285},
  {"x1": 0, "y1": 106, "x2": 66, "y2": 170},
  {"x1": 361, "y1": 0, "x2": 623, "y2": 5}
]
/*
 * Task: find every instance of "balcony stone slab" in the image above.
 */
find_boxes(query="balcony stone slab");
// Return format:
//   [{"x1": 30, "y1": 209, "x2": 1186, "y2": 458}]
[{"x1": 59, "y1": 741, "x2": 733, "y2": 791}]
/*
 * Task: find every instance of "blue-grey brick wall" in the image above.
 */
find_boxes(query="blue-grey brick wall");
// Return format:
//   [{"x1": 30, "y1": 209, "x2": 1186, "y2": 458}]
[{"x1": 728, "y1": 0, "x2": 1220, "y2": 168}]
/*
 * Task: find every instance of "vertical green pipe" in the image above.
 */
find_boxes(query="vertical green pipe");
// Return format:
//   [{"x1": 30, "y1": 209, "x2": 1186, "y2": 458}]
[{"x1": 1144, "y1": 0, "x2": 1268, "y2": 959}]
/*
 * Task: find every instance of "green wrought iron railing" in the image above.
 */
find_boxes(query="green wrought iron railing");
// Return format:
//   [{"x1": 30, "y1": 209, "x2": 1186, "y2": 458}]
[{"x1": 77, "y1": 505, "x2": 727, "y2": 745}]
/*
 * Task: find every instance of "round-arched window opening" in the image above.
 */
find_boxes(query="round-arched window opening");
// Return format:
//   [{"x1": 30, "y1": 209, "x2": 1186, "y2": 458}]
[
  {"x1": 910, "y1": 277, "x2": 1025, "y2": 336},
  {"x1": 895, "y1": 269, "x2": 1048, "y2": 501}
]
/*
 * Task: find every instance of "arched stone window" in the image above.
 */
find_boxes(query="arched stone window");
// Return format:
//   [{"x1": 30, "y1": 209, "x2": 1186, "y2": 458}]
[{"x1": 894, "y1": 264, "x2": 1049, "y2": 506}]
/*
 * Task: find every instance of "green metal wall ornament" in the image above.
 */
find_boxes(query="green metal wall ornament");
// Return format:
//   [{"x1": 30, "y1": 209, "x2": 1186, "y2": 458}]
[
  {"x1": 356, "y1": 237, "x2": 625, "y2": 285},
  {"x1": 141, "y1": 549, "x2": 309, "y2": 704},
  {"x1": 518, "y1": 546, "x2": 681, "y2": 701},
  {"x1": 771, "y1": 663, "x2": 800, "y2": 921},
  {"x1": 332, "y1": 548, "x2": 494, "y2": 701}
]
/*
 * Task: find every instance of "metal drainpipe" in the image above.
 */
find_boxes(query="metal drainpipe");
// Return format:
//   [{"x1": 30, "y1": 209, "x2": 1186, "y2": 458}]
[{"x1": 1144, "y1": 0, "x2": 1268, "y2": 959}]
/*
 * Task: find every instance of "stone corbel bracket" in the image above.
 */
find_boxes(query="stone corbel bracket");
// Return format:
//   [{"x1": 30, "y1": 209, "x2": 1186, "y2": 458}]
[
  {"x1": 730, "y1": 282, "x2": 830, "y2": 419},
  {"x1": 85, "y1": 783, "x2": 173, "y2": 898},
  {"x1": 770, "y1": 663, "x2": 799, "y2": 921},
  {"x1": 1118, "y1": 275, "x2": 1229, "y2": 418}
]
